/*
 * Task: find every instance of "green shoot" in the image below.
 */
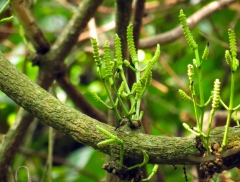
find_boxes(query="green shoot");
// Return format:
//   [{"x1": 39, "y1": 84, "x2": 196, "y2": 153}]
[
  {"x1": 182, "y1": 123, "x2": 200, "y2": 136},
  {"x1": 142, "y1": 164, "x2": 159, "y2": 181},
  {"x1": 91, "y1": 25, "x2": 160, "y2": 128},
  {"x1": 179, "y1": 10, "x2": 239, "y2": 154},
  {"x1": 128, "y1": 150, "x2": 149, "y2": 170},
  {"x1": 221, "y1": 29, "x2": 239, "y2": 150},
  {"x1": 179, "y1": 10, "x2": 204, "y2": 132},
  {"x1": 96, "y1": 125, "x2": 124, "y2": 169},
  {"x1": 206, "y1": 79, "x2": 221, "y2": 154}
]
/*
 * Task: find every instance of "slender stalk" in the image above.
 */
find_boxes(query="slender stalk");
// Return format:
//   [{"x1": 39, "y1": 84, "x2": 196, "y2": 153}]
[
  {"x1": 119, "y1": 67, "x2": 134, "y2": 105},
  {"x1": 135, "y1": 62, "x2": 141, "y2": 119},
  {"x1": 0, "y1": 0, "x2": 10, "y2": 14},
  {"x1": 222, "y1": 72, "x2": 235, "y2": 149},
  {"x1": 193, "y1": 99, "x2": 200, "y2": 128},
  {"x1": 111, "y1": 84, "x2": 131, "y2": 121},
  {"x1": 103, "y1": 81, "x2": 121, "y2": 120},
  {"x1": 195, "y1": 49, "x2": 204, "y2": 132},
  {"x1": 233, "y1": 104, "x2": 240, "y2": 110},
  {"x1": 206, "y1": 109, "x2": 215, "y2": 155}
]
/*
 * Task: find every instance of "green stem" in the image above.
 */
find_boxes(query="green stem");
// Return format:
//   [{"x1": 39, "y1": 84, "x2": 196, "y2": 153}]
[
  {"x1": 128, "y1": 150, "x2": 149, "y2": 170},
  {"x1": 128, "y1": 100, "x2": 137, "y2": 116},
  {"x1": 220, "y1": 98, "x2": 229, "y2": 110},
  {"x1": 194, "y1": 49, "x2": 201, "y2": 67},
  {"x1": 119, "y1": 67, "x2": 134, "y2": 105},
  {"x1": 222, "y1": 72, "x2": 235, "y2": 149},
  {"x1": 197, "y1": 69, "x2": 204, "y2": 132},
  {"x1": 195, "y1": 49, "x2": 204, "y2": 132},
  {"x1": 111, "y1": 84, "x2": 132, "y2": 124},
  {"x1": 206, "y1": 109, "x2": 215, "y2": 155},
  {"x1": 191, "y1": 89, "x2": 200, "y2": 131},
  {"x1": 0, "y1": 0, "x2": 10, "y2": 15},
  {"x1": 142, "y1": 164, "x2": 159, "y2": 181},
  {"x1": 103, "y1": 80, "x2": 121, "y2": 120},
  {"x1": 135, "y1": 61, "x2": 141, "y2": 119},
  {"x1": 233, "y1": 104, "x2": 240, "y2": 111},
  {"x1": 203, "y1": 96, "x2": 213, "y2": 107}
]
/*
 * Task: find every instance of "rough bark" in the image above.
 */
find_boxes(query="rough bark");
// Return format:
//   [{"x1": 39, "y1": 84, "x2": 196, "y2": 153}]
[
  {"x1": 0, "y1": 53, "x2": 240, "y2": 168},
  {"x1": 0, "y1": 0, "x2": 104, "y2": 180}
]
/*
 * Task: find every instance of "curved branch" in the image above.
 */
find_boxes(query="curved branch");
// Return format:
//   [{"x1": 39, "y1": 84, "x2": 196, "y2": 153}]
[
  {"x1": 0, "y1": 53, "x2": 240, "y2": 167},
  {"x1": 10, "y1": 0, "x2": 50, "y2": 53},
  {"x1": 0, "y1": 1, "x2": 104, "y2": 180},
  {"x1": 139, "y1": 0, "x2": 236, "y2": 49}
]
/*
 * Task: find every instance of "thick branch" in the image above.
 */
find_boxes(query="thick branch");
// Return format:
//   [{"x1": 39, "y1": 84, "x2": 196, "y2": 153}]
[
  {"x1": 1, "y1": 53, "x2": 240, "y2": 166},
  {"x1": 0, "y1": 1, "x2": 104, "y2": 179},
  {"x1": 139, "y1": 0, "x2": 236, "y2": 49}
]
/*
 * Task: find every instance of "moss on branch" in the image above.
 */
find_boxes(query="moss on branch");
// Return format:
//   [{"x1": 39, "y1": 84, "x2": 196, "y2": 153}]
[{"x1": 0, "y1": 53, "x2": 240, "y2": 166}]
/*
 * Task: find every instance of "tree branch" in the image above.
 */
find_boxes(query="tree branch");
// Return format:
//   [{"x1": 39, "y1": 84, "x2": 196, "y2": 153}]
[
  {"x1": 1, "y1": 53, "x2": 240, "y2": 167},
  {"x1": 132, "y1": 0, "x2": 145, "y2": 49},
  {"x1": 10, "y1": 0, "x2": 50, "y2": 53},
  {"x1": 115, "y1": 0, "x2": 133, "y2": 60},
  {"x1": 138, "y1": 0, "x2": 237, "y2": 49},
  {"x1": 0, "y1": 0, "x2": 104, "y2": 179}
]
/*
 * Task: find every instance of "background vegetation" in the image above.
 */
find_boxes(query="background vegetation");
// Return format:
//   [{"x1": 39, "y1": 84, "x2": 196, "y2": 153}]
[{"x1": 0, "y1": 0, "x2": 239, "y2": 181}]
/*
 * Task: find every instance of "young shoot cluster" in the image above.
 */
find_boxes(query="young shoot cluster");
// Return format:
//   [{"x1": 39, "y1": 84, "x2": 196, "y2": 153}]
[
  {"x1": 179, "y1": 9, "x2": 239, "y2": 154},
  {"x1": 92, "y1": 25, "x2": 161, "y2": 181},
  {"x1": 91, "y1": 24, "x2": 160, "y2": 129}
]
